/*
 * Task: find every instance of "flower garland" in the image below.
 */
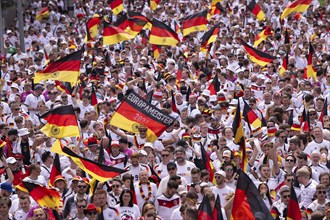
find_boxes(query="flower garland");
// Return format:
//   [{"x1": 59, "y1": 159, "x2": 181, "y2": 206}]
[{"x1": 139, "y1": 181, "x2": 152, "y2": 201}]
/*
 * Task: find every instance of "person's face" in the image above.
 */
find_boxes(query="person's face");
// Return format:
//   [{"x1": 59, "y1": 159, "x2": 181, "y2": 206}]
[
  {"x1": 260, "y1": 167, "x2": 270, "y2": 179},
  {"x1": 144, "y1": 207, "x2": 156, "y2": 220},
  {"x1": 297, "y1": 158, "x2": 307, "y2": 167},
  {"x1": 175, "y1": 151, "x2": 185, "y2": 162},
  {"x1": 112, "y1": 181, "x2": 122, "y2": 194},
  {"x1": 281, "y1": 192, "x2": 291, "y2": 205},
  {"x1": 0, "y1": 204, "x2": 9, "y2": 216},
  {"x1": 259, "y1": 184, "x2": 268, "y2": 194},
  {"x1": 285, "y1": 176, "x2": 295, "y2": 186},
  {"x1": 168, "y1": 187, "x2": 177, "y2": 197},
  {"x1": 122, "y1": 192, "x2": 131, "y2": 204},
  {"x1": 285, "y1": 156, "x2": 295, "y2": 167},
  {"x1": 139, "y1": 128, "x2": 147, "y2": 137},
  {"x1": 96, "y1": 193, "x2": 107, "y2": 207},
  {"x1": 320, "y1": 175, "x2": 330, "y2": 186},
  {"x1": 161, "y1": 151, "x2": 170, "y2": 163},
  {"x1": 76, "y1": 201, "x2": 87, "y2": 213},
  {"x1": 215, "y1": 174, "x2": 225, "y2": 185},
  {"x1": 224, "y1": 128, "x2": 233, "y2": 139},
  {"x1": 167, "y1": 166, "x2": 177, "y2": 176},
  {"x1": 191, "y1": 173, "x2": 200, "y2": 184},
  {"x1": 86, "y1": 210, "x2": 98, "y2": 220},
  {"x1": 316, "y1": 188, "x2": 327, "y2": 200},
  {"x1": 19, "y1": 198, "x2": 30, "y2": 212},
  {"x1": 224, "y1": 166, "x2": 234, "y2": 178},
  {"x1": 131, "y1": 157, "x2": 139, "y2": 166},
  {"x1": 111, "y1": 145, "x2": 120, "y2": 155},
  {"x1": 139, "y1": 171, "x2": 149, "y2": 183},
  {"x1": 77, "y1": 182, "x2": 88, "y2": 194},
  {"x1": 312, "y1": 128, "x2": 322, "y2": 139}
]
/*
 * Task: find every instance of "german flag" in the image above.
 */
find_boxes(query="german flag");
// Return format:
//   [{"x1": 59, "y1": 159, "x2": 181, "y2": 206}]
[
  {"x1": 209, "y1": 3, "x2": 226, "y2": 17},
  {"x1": 301, "y1": 107, "x2": 310, "y2": 132},
  {"x1": 34, "y1": 49, "x2": 83, "y2": 84},
  {"x1": 201, "y1": 23, "x2": 220, "y2": 48},
  {"x1": 109, "y1": 91, "x2": 176, "y2": 142},
  {"x1": 174, "y1": 20, "x2": 180, "y2": 34},
  {"x1": 50, "y1": 140, "x2": 67, "y2": 156},
  {"x1": 232, "y1": 169, "x2": 273, "y2": 220},
  {"x1": 181, "y1": 11, "x2": 208, "y2": 36},
  {"x1": 287, "y1": 186, "x2": 303, "y2": 220},
  {"x1": 0, "y1": 140, "x2": 6, "y2": 148},
  {"x1": 226, "y1": 2, "x2": 232, "y2": 14},
  {"x1": 91, "y1": 85, "x2": 98, "y2": 106},
  {"x1": 103, "y1": 21, "x2": 134, "y2": 45},
  {"x1": 49, "y1": 153, "x2": 61, "y2": 187},
  {"x1": 232, "y1": 101, "x2": 247, "y2": 171},
  {"x1": 242, "y1": 100, "x2": 262, "y2": 130},
  {"x1": 319, "y1": 98, "x2": 328, "y2": 126},
  {"x1": 176, "y1": 60, "x2": 183, "y2": 82},
  {"x1": 304, "y1": 43, "x2": 317, "y2": 80},
  {"x1": 284, "y1": 28, "x2": 290, "y2": 45},
  {"x1": 62, "y1": 146, "x2": 127, "y2": 182},
  {"x1": 22, "y1": 182, "x2": 61, "y2": 209},
  {"x1": 198, "y1": 195, "x2": 214, "y2": 220},
  {"x1": 279, "y1": 51, "x2": 289, "y2": 77},
  {"x1": 115, "y1": 12, "x2": 151, "y2": 37},
  {"x1": 253, "y1": 26, "x2": 272, "y2": 47},
  {"x1": 85, "y1": 15, "x2": 101, "y2": 43},
  {"x1": 128, "y1": 11, "x2": 152, "y2": 30},
  {"x1": 200, "y1": 141, "x2": 215, "y2": 182},
  {"x1": 150, "y1": 0, "x2": 161, "y2": 10},
  {"x1": 130, "y1": 175, "x2": 138, "y2": 205},
  {"x1": 152, "y1": 44, "x2": 162, "y2": 59},
  {"x1": 55, "y1": 80, "x2": 72, "y2": 95},
  {"x1": 280, "y1": 0, "x2": 312, "y2": 20},
  {"x1": 240, "y1": 38, "x2": 276, "y2": 67},
  {"x1": 211, "y1": 0, "x2": 222, "y2": 6},
  {"x1": 149, "y1": 19, "x2": 180, "y2": 46},
  {"x1": 36, "y1": 7, "x2": 50, "y2": 21},
  {"x1": 207, "y1": 74, "x2": 220, "y2": 96},
  {"x1": 171, "y1": 90, "x2": 178, "y2": 113},
  {"x1": 247, "y1": 0, "x2": 265, "y2": 21},
  {"x1": 40, "y1": 105, "x2": 80, "y2": 139},
  {"x1": 213, "y1": 195, "x2": 224, "y2": 220},
  {"x1": 108, "y1": 0, "x2": 124, "y2": 15}
]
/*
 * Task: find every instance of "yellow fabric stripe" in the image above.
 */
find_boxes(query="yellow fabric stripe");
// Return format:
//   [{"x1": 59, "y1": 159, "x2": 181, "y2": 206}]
[
  {"x1": 112, "y1": 5, "x2": 124, "y2": 15},
  {"x1": 103, "y1": 33, "x2": 134, "y2": 45},
  {"x1": 149, "y1": 35, "x2": 179, "y2": 46},
  {"x1": 183, "y1": 24, "x2": 207, "y2": 36},
  {"x1": 34, "y1": 71, "x2": 79, "y2": 84},
  {"x1": 281, "y1": 5, "x2": 309, "y2": 20},
  {"x1": 41, "y1": 124, "x2": 80, "y2": 139},
  {"x1": 247, "y1": 55, "x2": 269, "y2": 67}
]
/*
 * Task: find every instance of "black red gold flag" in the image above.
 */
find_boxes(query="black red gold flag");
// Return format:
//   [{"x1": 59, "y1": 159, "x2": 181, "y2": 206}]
[
  {"x1": 213, "y1": 195, "x2": 224, "y2": 220},
  {"x1": 85, "y1": 15, "x2": 101, "y2": 42},
  {"x1": 198, "y1": 195, "x2": 214, "y2": 220},
  {"x1": 240, "y1": 38, "x2": 276, "y2": 67},
  {"x1": 247, "y1": 0, "x2": 265, "y2": 21},
  {"x1": 281, "y1": 0, "x2": 312, "y2": 20},
  {"x1": 242, "y1": 99, "x2": 262, "y2": 129},
  {"x1": 279, "y1": 51, "x2": 289, "y2": 77},
  {"x1": 319, "y1": 98, "x2": 328, "y2": 125},
  {"x1": 301, "y1": 107, "x2": 310, "y2": 132},
  {"x1": 150, "y1": 0, "x2": 161, "y2": 10},
  {"x1": 34, "y1": 49, "x2": 83, "y2": 84},
  {"x1": 287, "y1": 186, "x2": 302, "y2": 220},
  {"x1": 200, "y1": 142, "x2": 214, "y2": 182},
  {"x1": 304, "y1": 43, "x2": 317, "y2": 80},
  {"x1": 171, "y1": 91, "x2": 178, "y2": 113},
  {"x1": 232, "y1": 169, "x2": 273, "y2": 219},
  {"x1": 109, "y1": 91, "x2": 176, "y2": 142},
  {"x1": 207, "y1": 74, "x2": 220, "y2": 96},
  {"x1": 152, "y1": 44, "x2": 162, "y2": 59},
  {"x1": 149, "y1": 19, "x2": 180, "y2": 46},
  {"x1": 254, "y1": 26, "x2": 272, "y2": 47},
  {"x1": 201, "y1": 23, "x2": 220, "y2": 48},
  {"x1": 130, "y1": 175, "x2": 138, "y2": 204},
  {"x1": 62, "y1": 146, "x2": 127, "y2": 182},
  {"x1": 108, "y1": 0, "x2": 124, "y2": 15},
  {"x1": 36, "y1": 7, "x2": 50, "y2": 21},
  {"x1": 181, "y1": 11, "x2": 208, "y2": 36},
  {"x1": 40, "y1": 105, "x2": 80, "y2": 138},
  {"x1": 103, "y1": 21, "x2": 134, "y2": 45},
  {"x1": 49, "y1": 153, "x2": 61, "y2": 187},
  {"x1": 22, "y1": 182, "x2": 61, "y2": 209}
]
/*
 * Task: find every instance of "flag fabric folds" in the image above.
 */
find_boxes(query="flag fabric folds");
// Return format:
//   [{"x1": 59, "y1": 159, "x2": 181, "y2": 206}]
[
  {"x1": 301, "y1": 107, "x2": 310, "y2": 132},
  {"x1": 279, "y1": 51, "x2": 289, "y2": 77},
  {"x1": 114, "y1": 12, "x2": 151, "y2": 37},
  {"x1": 152, "y1": 44, "x2": 162, "y2": 59},
  {"x1": 130, "y1": 175, "x2": 138, "y2": 205},
  {"x1": 213, "y1": 195, "x2": 224, "y2": 220},
  {"x1": 40, "y1": 105, "x2": 80, "y2": 139},
  {"x1": 243, "y1": 100, "x2": 263, "y2": 130},
  {"x1": 198, "y1": 195, "x2": 214, "y2": 220},
  {"x1": 201, "y1": 23, "x2": 220, "y2": 49},
  {"x1": 240, "y1": 39, "x2": 276, "y2": 67},
  {"x1": 108, "y1": 0, "x2": 124, "y2": 15},
  {"x1": 85, "y1": 16, "x2": 101, "y2": 42},
  {"x1": 247, "y1": 0, "x2": 265, "y2": 21},
  {"x1": 319, "y1": 98, "x2": 328, "y2": 125},
  {"x1": 232, "y1": 101, "x2": 248, "y2": 171},
  {"x1": 22, "y1": 182, "x2": 61, "y2": 209},
  {"x1": 49, "y1": 153, "x2": 61, "y2": 187},
  {"x1": 287, "y1": 186, "x2": 303, "y2": 220},
  {"x1": 201, "y1": 144, "x2": 215, "y2": 183},
  {"x1": 110, "y1": 91, "x2": 176, "y2": 142},
  {"x1": 61, "y1": 146, "x2": 127, "y2": 182},
  {"x1": 181, "y1": 11, "x2": 208, "y2": 36},
  {"x1": 280, "y1": 0, "x2": 312, "y2": 20},
  {"x1": 304, "y1": 43, "x2": 317, "y2": 80},
  {"x1": 253, "y1": 26, "x2": 272, "y2": 47},
  {"x1": 207, "y1": 74, "x2": 220, "y2": 95},
  {"x1": 149, "y1": 19, "x2": 180, "y2": 46},
  {"x1": 150, "y1": 0, "x2": 161, "y2": 10},
  {"x1": 34, "y1": 49, "x2": 83, "y2": 84},
  {"x1": 36, "y1": 7, "x2": 50, "y2": 21},
  {"x1": 209, "y1": 3, "x2": 226, "y2": 17},
  {"x1": 232, "y1": 169, "x2": 274, "y2": 219},
  {"x1": 103, "y1": 21, "x2": 134, "y2": 45}
]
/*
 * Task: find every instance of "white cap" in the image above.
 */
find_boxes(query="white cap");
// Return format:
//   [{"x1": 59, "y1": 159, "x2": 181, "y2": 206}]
[
  {"x1": 139, "y1": 150, "x2": 148, "y2": 156},
  {"x1": 10, "y1": 83, "x2": 19, "y2": 90},
  {"x1": 223, "y1": 150, "x2": 231, "y2": 158},
  {"x1": 215, "y1": 170, "x2": 226, "y2": 178},
  {"x1": 202, "y1": 90, "x2": 211, "y2": 97},
  {"x1": 144, "y1": 142, "x2": 154, "y2": 149},
  {"x1": 6, "y1": 157, "x2": 17, "y2": 164},
  {"x1": 18, "y1": 128, "x2": 30, "y2": 137},
  {"x1": 209, "y1": 95, "x2": 217, "y2": 102}
]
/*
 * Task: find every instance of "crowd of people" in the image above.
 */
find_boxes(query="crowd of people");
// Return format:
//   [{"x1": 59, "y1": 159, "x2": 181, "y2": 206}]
[{"x1": 0, "y1": 0, "x2": 329, "y2": 219}]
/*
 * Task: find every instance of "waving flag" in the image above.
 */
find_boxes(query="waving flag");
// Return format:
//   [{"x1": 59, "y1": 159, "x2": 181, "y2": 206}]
[
  {"x1": 108, "y1": 0, "x2": 124, "y2": 15},
  {"x1": 213, "y1": 195, "x2": 224, "y2": 220},
  {"x1": 49, "y1": 154, "x2": 61, "y2": 187},
  {"x1": 85, "y1": 15, "x2": 101, "y2": 42},
  {"x1": 253, "y1": 26, "x2": 272, "y2": 47},
  {"x1": 304, "y1": 42, "x2": 317, "y2": 80},
  {"x1": 181, "y1": 11, "x2": 208, "y2": 36},
  {"x1": 36, "y1": 7, "x2": 50, "y2": 21},
  {"x1": 207, "y1": 74, "x2": 220, "y2": 96},
  {"x1": 287, "y1": 186, "x2": 303, "y2": 220},
  {"x1": 279, "y1": 51, "x2": 289, "y2": 77},
  {"x1": 198, "y1": 195, "x2": 214, "y2": 220},
  {"x1": 149, "y1": 19, "x2": 180, "y2": 46},
  {"x1": 247, "y1": 0, "x2": 265, "y2": 21},
  {"x1": 281, "y1": 0, "x2": 312, "y2": 20},
  {"x1": 150, "y1": 0, "x2": 161, "y2": 10},
  {"x1": 201, "y1": 23, "x2": 220, "y2": 48},
  {"x1": 103, "y1": 21, "x2": 134, "y2": 45}
]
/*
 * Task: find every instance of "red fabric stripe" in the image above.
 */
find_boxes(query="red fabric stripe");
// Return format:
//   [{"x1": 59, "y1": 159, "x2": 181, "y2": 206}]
[
  {"x1": 109, "y1": 0, "x2": 122, "y2": 8},
  {"x1": 287, "y1": 0, "x2": 312, "y2": 8},
  {"x1": 103, "y1": 26, "x2": 127, "y2": 36},
  {"x1": 232, "y1": 188, "x2": 255, "y2": 219},
  {"x1": 157, "y1": 198, "x2": 180, "y2": 208},
  {"x1": 40, "y1": 60, "x2": 80, "y2": 73},
  {"x1": 87, "y1": 17, "x2": 100, "y2": 29},
  {"x1": 243, "y1": 45, "x2": 274, "y2": 63},
  {"x1": 251, "y1": 4, "x2": 261, "y2": 16},
  {"x1": 44, "y1": 114, "x2": 77, "y2": 126},
  {"x1": 182, "y1": 16, "x2": 208, "y2": 30}
]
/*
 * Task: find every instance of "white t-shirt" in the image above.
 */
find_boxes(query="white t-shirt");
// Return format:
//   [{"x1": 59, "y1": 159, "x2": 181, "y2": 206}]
[
  {"x1": 114, "y1": 204, "x2": 141, "y2": 219},
  {"x1": 211, "y1": 185, "x2": 235, "y2": 207},
  {"x1": 175, "y1": 161, "x2": 197, "y2": 183}
]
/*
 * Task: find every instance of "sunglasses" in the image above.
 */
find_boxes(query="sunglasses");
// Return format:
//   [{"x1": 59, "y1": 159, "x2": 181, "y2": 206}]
[
  {"x1": 77, "y1": 205, "x2": 86, "y2": 208},
  {"x1": 282, "y1": 195, "x2": 290, "y2": 199},
  {"x1": 318, "y1": 191, "x2": 326, "y2": 194},
  {"x1": 215, "y1": 176, "x2": 222, "y2": 179},
  {"x1": 286, "y1": 159, "x2": 294, "y2": 162},
  {"x1": 139, "y1": 129, "x2": 147, "y2": 132},
  {"x1": 112, "y1": 185, "x2": 120, "y2": 188},
  {"x1": 61, "y1": 96, "x2": 68, "y2": 99},
  {"x1": 225, "y1": 168, "x2": 233, "y2": 171},
  {"x1": 87, "y1": 212, "x2": 98, "y2": 215},
  {"x1": 77, "y1": 185, "x2": 87, "y2": 188},
  {"x1": 309, "y1": 113, "x2": 316, "y2": 116},
  {"x1": 168, "y1": 167, "x2": 176, "y2": 171},
  {"x1": 162, "y1": 154, "x2": 169, "y2": 157},
  {"x1": 286, "y1": 179, "x2": 294, "y2": 182}
]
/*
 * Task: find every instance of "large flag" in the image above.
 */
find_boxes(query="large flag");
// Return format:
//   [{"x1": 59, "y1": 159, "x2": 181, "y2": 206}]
[
  {"x1": 22, "y1": 182, "x2": 61, "y2": 209},
  {"x1": 34, "y1": 49, "x2": 83, "y2": 84},
  {"x1": 40, "y1": 105, "x2": 80, "y2": 138},
  {"x1": 240, "y1": 38, "x2": 276, "y2": 67},
  {"x1": 85, "y1": 15, "x2": 101, "y2": 42},
  {"x1": 232, "y1": 169, "x2": 273, "y2": 219},
  {"x1": 114, "y1": 12, "x2": 151, "y2": 37},
  {"x1": 201, "y1": 23, "x2": 220, "y2": 49},
  {"x1": 279, "y1": 51, "x2": 289, "y2": 77},
  {"x1": 108, "y1": 0, "x2": 124, "y2": 15},
  {"x1": 242, "y1": 100, "x2": 263, "y2": 130},
  {"x1": 110, "y1": 91, "x2": 176, "y2": 142},
  {"x1": 198, "y1": 195, "x2": 214, "y2": 220},
  {"x1": 61, "y1": 146, "x2": 127, "y2": 182},
  {"x1": 232, "y1": 101, "x2": 248, "y2": 171},
  {"x1": 103, "y1": 21, "x2": 134, "y2": 45},
  {"x1": 149, "y1": 19, "x2": 180, "y2": 46},
  {"x1": 36, "y1": 7, "x2": 50, "y2": 21},
  {"x1": 181, "y1": 11, "x2": 208, "y2": 36},
  {"x1": 200, "y1": 144, "x2": 215, "y2": 182},
  {"x1": 207, "y1": 74, "x2": 220, "y2": 95},
  {"x1": 304, "y1": 43, "x2": 317, "y2": 80},
  {"x1": 253, "y1": 26, "x2": 272, "y2": 47},
  {"x1": 150, "y1": 0, "x2": 161, "y2": 10},
  {"x1": 281, "y1": 0, "x2": 312, "y2": 20},
  {"x1": 247, "y1": 0, "x2": 265, "y2": 21},
  {"x1": 287, "y1": 186, "x2": 302, "y2": 220},
  {"x1": 213, "y1": 195, "x2": 224, "y2": 220},
  {"x1": 49, "y1": 153, "x2": 61, "y2": 187}
]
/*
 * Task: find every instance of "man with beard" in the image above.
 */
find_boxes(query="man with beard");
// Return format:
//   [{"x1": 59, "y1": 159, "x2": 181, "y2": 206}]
[
  {"x1": 270, "y1": 185, "x2": 291, "y2": 219},
  {"x1": 155, "y1": 180, "x2": 180, "y2": 220},
  {"x1": 134, "y1": 171, "x2": 157, "y2": 210},
  {"x1": 125, "y1": 153, "x2": 150, "y2": 183},
  {"x1": 211, "y1": 170, "x2": 235, "y2": 207},
  {"x1": 174, "y1": 147, "x2": 196, "y2": 183}
]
